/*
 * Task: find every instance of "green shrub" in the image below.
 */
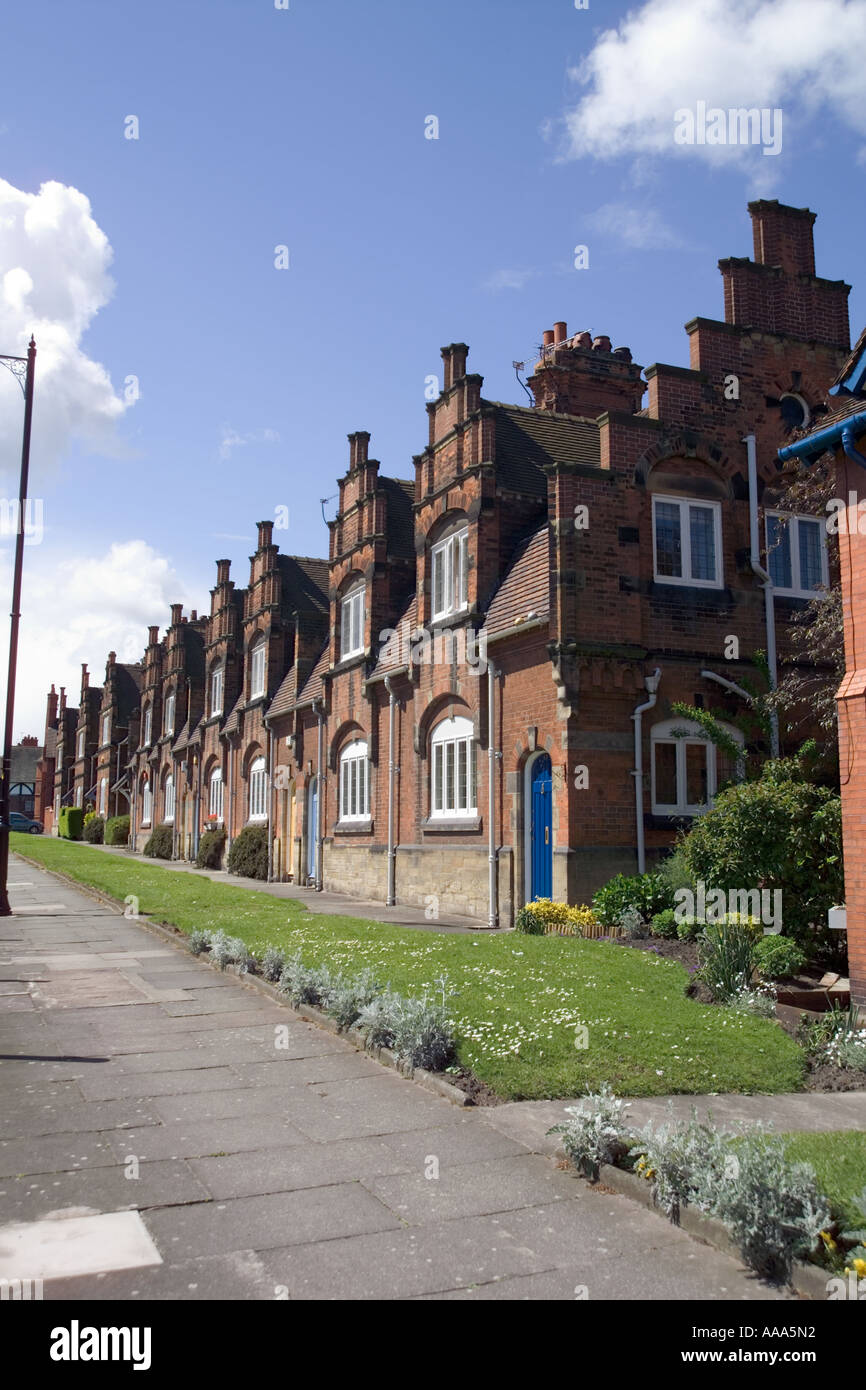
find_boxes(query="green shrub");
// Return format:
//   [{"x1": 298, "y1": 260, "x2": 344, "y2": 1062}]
[
  {"x1": 104, "y1": 814, "x2": 130, "y2": 846},
  {"x1": 592, "y1": 872, "x2": 674, "y2": 928},
  {"x1": 227, "y1": 824, "x2": 268, "y2": 880},
  {"x1": 650, "y1": 908, "x2": 679, "y2": 939},
  {"x1": 676, "y1": 915, "x2": 704, "y2": 941},
  {"x1": 82, "y1": 814, "x2": 104, "y2": 844},
  {"x1": 514, "y1": 905, "x2": 545, "y2": 934},
  {"x1": 196, "y1": 828, "x2": 226, "y2": 870},
  {"x1": 57, "y1": 806, "x2": 84, "y2": 841},
  {"x1": 678, "y1": 754, "x2": 843, "y2": 946},
  {"x1": 143, "y1": 823, "x2": 173, "y2": 860},
  {"x1": 754, "y1": 935, "x2": 806, "y2": 980},
  {"x1": 698, "y1": 920, "x2": 756, "y2": 1002}
]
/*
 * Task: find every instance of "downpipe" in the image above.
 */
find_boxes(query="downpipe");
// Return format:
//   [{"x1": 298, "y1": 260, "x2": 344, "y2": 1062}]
[
  {"x1": 631, "y1": 669, "x2": 661, "y2": 876},
  {"x1": 744, "y1": 433, "x2": 780, "y2": 757},
  {"x1": 313, "y1": 698, "x2": 324, "y2": 892},
  {"x1": 384, "y1": 676, "x2": 398, "y2": 907},
  {"x1": 488, "y1": 658, "x2": 499, "y2": 930}
]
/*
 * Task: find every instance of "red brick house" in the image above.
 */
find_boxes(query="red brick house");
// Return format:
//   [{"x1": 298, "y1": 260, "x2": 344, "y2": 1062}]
[
  {"x1": 39, "y1": 201, "x2": 853, "y2": 927},
  {"x1": 94, "y1": 653, "x2": 143, "y2": 823},
  {"x1": 778, "y1": 324, "x2": 866, "y2": 1009}
]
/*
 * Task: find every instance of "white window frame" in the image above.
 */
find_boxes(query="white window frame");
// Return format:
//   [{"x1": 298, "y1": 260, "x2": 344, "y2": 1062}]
[
  {"x1": 142, "y1": 706, "x2": 152, "y2": 747},
  {"x1": 431, "y1": 524, "x2": 469, "y2": 620},
  {"x1": 164, "y1": 691, "x2": 175, "y2": 736},
  {"x1": 141, "y1": 779, "x2": 152, "y2": 827},
  {"x1": 164, "y1": 773, "x2": 175, "y2": 823},
  {"x1": 208, "y1": 768, "x2": 224, "y2": 821},
  {"x1": 75, "y1": 785, "x2": 82, "y2": 809},
  {"x1": 248, "y1": 755, "x2": 268, "y2": 822},
  {"x1": 101, "y1": 712, "x2": 111, "y2": 746},
  {"x1": 98, "y1": 777, "x2": 107, "y2": 815},
  {"x1": 652, "y1": 494, "x2": 723, "y2": 590},
  {"x1": 650, "y1": 718, "x2": 744, "y2": 817},
  {"x1": 339, "y1": 739, "x2": 370, "y2": 822},
  {"x1": 77, "y1": 729, "x2": 85, "y2": 758},
  {"x1": 340, "y1": 585, "x2": 365, "y2": 660},
  {"x1": 210, "y1": 663, "x2": 224, "y2": 717},
  {"x1": 765, "y1": 511, "x2": 829, "y2": 599},
  {"x1": 249, "y1": 637, "x2": 266, "y2": 699},
  {"x1": 430, "y1": 715, "x2": 477, "y2": 819}
]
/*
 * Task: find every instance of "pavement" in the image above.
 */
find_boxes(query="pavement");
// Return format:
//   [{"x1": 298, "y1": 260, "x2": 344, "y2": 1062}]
[{"x1": 0, "y1": 859, "x2": 797, "y2": 1301}]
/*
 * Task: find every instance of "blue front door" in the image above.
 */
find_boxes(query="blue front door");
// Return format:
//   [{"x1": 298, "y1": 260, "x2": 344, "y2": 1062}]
[
  {"x1": 530, "y1": 753, "x2": 552, "y2": 900},
  {"x1": 307, "y1": 778, "x2": 318, "y2": 880}
]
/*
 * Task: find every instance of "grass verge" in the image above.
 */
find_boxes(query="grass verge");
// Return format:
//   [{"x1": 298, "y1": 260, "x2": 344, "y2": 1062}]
[{"x1": 12, "y1": 834, "x2": 805, "y2": 1100}]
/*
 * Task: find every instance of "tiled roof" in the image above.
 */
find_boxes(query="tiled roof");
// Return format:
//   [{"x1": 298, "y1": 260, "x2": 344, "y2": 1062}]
[
  {"x1": 172, "y1": 719, "x2": 190, "y2": 753},
  {"x1": 43, "y1": 728, "x2": 57, "y2": 760},
  {"x1": 366, "y1": 594, "x2": 418, "y2": 678},
  {"x1": 832, "y1": 323, "x2": 866, "y2": 395},
  {"x1": 267, "y1": 667, "x2": 297, "y2": 721},
  {"x1": 295, "y1": 644, "x2": 330, "y2": 707},
  {"x1": 223, "y1": 696, "x2": 243, "y2": 735},
  {"x1": 11, "y1": 744, "x2": 40, "y2": 780},
  {"x1": 484, "y1": 526, "x2": 550, "y2": 637},
  {"x1": 382, "y1": 476, "x2": 416, "y2": 560},
  {"x1": 490, "y1": 403, "x2": 600, "y2": 494},
  {"x1": 187, "y1": 718, "x2": 204, "y2": 747},
  {"x1": 278, "y1": 554, "x2": 329, "y2": 613}
]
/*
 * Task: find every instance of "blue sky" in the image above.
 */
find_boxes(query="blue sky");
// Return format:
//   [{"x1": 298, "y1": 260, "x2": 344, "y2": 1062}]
[{"x1": 1, "y1": 0, "x2": 865, "y2": 735}]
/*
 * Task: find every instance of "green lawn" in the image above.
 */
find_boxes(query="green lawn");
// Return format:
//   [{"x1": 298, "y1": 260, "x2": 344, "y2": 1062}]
[
  {"x1": 11, "y1": 834, "x2": 805, "y2": 1101},
  {"x1": 781, "y1": 1132, "x2": 866, "y2": 1229}
]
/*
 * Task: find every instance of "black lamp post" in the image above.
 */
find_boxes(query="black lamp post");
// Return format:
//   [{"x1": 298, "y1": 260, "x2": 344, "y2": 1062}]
[{"x1": 0, "y1": 337, "x2": 37, "y2": 916}]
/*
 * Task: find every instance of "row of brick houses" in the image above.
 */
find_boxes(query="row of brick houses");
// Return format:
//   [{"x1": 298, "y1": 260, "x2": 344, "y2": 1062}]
[{"x1": 34, "y1": 201, "x2": 852, "y2": 940}]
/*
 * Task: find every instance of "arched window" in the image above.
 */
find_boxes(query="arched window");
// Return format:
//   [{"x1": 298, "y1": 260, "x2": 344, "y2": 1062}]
[
  {"x1": 431, "y1": 521, "x2": 469, "y2": 620},
  {"x1": 339, "y1": 739, "x2": 370, "y2": 821},
  {"x1": 98, "y1": 777, "x2": 107, "y2": 815},
  {"x1": 650, "y1": 717, "x2": 743, "y2": 817},
  {"x1": 142, "y1": 705, "x2": 152, "y2": 747},
  {"x1": 340, "y1": 583, "x2": 365, "y2": 660},
  {"x1": 430, "y1": 715, "x2": 476, "y2": 818},
  {"x1": 208, "y1": 767, "x2": 224, "y2": 820},
  {"x1": 248, "y1": 755, "x2": 268, "y2": 821},
  {"x1": 164, "y1": 773, "x2": 175, "y2": 823},
  {"x1": 141, "y1": 778, "x2": 153, "y2": 826},
  {"x1": 210, "y1": 663, "x2": 224, "y2": 718},
  {"x1": 249, "y1": 637, "x2": 266, "y2": 698}
]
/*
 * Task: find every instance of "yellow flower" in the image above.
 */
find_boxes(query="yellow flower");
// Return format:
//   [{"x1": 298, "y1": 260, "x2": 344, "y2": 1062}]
[{"x1": 819, "y1": 1230, "x2": 838, "y2": 1251}]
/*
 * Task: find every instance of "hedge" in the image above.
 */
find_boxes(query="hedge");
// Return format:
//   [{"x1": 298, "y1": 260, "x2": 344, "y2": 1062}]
[{"x1": 227, "y1": 824, "x2": 268, "y2": 880}]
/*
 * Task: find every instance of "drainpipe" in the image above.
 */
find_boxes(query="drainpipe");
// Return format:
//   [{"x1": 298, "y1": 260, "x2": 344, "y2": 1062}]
[
  {"x1": 777, "y1": 410, "x2": 866, "y2": 469},
  {"x1": 226, "y1": 739, "x2": 234, "y2": 855},
  {"x1": 487, "y1": 658, "x2": 499, "y2": 930},
  {"x1": 842, "y1": 422, "x2": 866, "y2": 474},
  {"x1": 631, "y1": 669, "x2": 661, "y2": 875},
  {"x1": 193, "y1": 754, "x2": 201, "y2": 859},
  {"x1": 700, "y1": 669, "x2": 749, "y2": 780},
  {"x1": 312, "y1": 698, "x2": 325, "y2": 891},
  {"x1": 266, "y1": 726, "x2": 276, "y2": 882},
  {"x1": 171, "y1": 752, "x2": 179, "y2": 860},
  {"x1": 744, "y1": 433, "x2": 780, "y2": 757},
  {"x1": 384, "y1": 676, "x2": 398, "y2": 907}
]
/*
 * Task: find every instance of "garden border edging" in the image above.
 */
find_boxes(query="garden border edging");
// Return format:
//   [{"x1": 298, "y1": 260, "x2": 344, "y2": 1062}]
[{"x1": 11, "y1": 850, "x2": 471, "y2": 1109}]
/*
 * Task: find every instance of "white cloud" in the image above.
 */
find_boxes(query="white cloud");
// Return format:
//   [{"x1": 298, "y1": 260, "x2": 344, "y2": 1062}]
[
  {"x1": 0, "y1": 178, "x2": 128, "y2": 484},
  {"x1": 562, "y1": 0, "x2": 866, "y2": 164},
  {"x1": 584, "y1": 203, "x2": 683, "y2": 250},
  {"x1": 482, "y1": 268, "x2": 540, "y2": 293},
  {"x1": 0, "y1": 539, "x2": 197, "y2": 740},
  {"x1": 218, "y1": 424, "x2": 280, "y2": 462}
]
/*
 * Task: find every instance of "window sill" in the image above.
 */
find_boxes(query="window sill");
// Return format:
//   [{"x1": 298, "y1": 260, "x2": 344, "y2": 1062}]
[
  {"x1": 421, "y1": 815, "x2": 482, "y2": 833},
  {"x1": 334, "y1": 819, "x2": 374, "y2": 835}
]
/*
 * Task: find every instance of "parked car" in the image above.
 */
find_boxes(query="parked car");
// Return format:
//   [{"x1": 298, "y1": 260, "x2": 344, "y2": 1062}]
[{"x1": 4, "y1": 811, "x2": 43, "y2": 834}]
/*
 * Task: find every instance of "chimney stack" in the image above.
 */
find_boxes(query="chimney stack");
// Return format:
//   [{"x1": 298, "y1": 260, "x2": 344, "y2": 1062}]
[
  {"x1": 81, "y1": 663, "x2": 89, "y2": 690},
  {"x1": 148, "y1": 625, "x2": 159, "y2": 646},
  {"x1": 216, "y1": 559, "x2": 231, "y2": 586},
  {"x1": 529, "y1": 321, "x2": 644, "y2": 417},
  {"x1": 46, "y1": 685, "x2": 58, "y2": 727},
  {"x1": 440, "y1": 343, "x2": 469, "y2": 393},
  {"x1": 749, "y1": 199, "x2": 816, "y2": 277},
  {"x1": 59, "y1": 686, "x2": 66, "y2": 716},
  {"x1": 170, "y1": 604, "x2": 183, "y2": 626},
  {"x1": 257, "y1": 519, "x2": 274, "y2": 550},
  {"x1": 348, "y1": 432, "x2": 370, "y2": 471}
]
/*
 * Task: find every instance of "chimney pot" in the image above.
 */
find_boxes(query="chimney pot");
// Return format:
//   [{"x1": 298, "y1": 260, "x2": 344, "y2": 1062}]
[
  {"x1": 592, "y1": 335, "x2": 612, "y2": 353},
  {"x1": 612, "y1": 346, "x2": 633, "y2": 361},
  {"x1": 553, "y1": 321, "x2": 567, "y2": 345},
  {"x1": 191, "y1": 609, "x2": 198, "y2": 622},
  {"x1": 542, "y1": 330, "x2": 555, "y2": 347},
  {"x1": 574, "y1": 331, "x2": 592, "y2": 349}
]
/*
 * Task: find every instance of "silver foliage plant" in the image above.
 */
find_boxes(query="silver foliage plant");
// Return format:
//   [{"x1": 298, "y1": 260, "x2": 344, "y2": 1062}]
[
  {"x1": 277, "y1": 952, "x2": 335, "y2": 1008},
  {"x1": 189, "y1": 928, "x2": 211, "y2": 955},
  {"x1": 325, "y1": 969, "x2": 383, "y2": 1031},
  {"x1": 207, "y1": 930, "x2": 253, "y2": 973},
  {"x1": 630, "y1": 1113, "x2": 729, "y2": 1221},
  {"x1": 354, "y1": 984, "x2": 457, "y2": 1071},
  {"x1": 548, "y1": 1084, "x2": 633, "y2": 1179},
  {"x1": 259, "y1": 945, "x2": 287, "y2": 982}
]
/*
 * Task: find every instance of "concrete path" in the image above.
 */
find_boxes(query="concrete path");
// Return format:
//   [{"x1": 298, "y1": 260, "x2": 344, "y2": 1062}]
[
  {"x1": 485, "y1": 1092, "x2": 866, "y2": 1162},
  {"x1": 0, "y1": 860, "x2": 788, "y2": 1301},
  {"x1": 67, "y1": 840, "x2": 495, "y2": 934}
]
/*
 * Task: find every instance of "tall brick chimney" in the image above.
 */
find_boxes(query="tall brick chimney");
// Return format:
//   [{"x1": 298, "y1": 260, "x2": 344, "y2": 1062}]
[
  {"x1": 257, "y1": 519, "x2": 274, "y2": 550},
  {"x1": 216, "y1": 559, "x2": 231, "y2": 586},
  {"x1": 528, "y1": 322, "x2": 644, "y2": 417},
  {"x1": 750, "y1": 200, "x2": 815, "y2": 277},
  {"x1": 170, "y1": 604, "x2": 183, "y2": 627},
  {"x1": 45, "y1": 684, "x2": 58, "y2": 729}
]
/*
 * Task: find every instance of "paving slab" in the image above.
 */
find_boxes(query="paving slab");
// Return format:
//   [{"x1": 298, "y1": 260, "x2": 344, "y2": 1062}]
[{"x1": 0, "y1": 857, "x2": 794, "y2": 1301}]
